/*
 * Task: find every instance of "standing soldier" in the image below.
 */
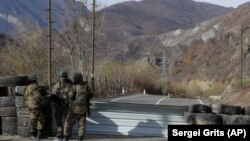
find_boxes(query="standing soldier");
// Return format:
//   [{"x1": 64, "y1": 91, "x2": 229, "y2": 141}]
[
  {"x1": 63, "y1": 73, "x2": 93, "y2": 141},
  {"x1": 51, "y1": 71, "x2": 73, "y2": 139},
  {"x1": 24, "y1": 75, "x2": 45, "y2": 140}
]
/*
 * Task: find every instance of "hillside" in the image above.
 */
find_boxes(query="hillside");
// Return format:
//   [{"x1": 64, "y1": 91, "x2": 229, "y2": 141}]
[
  {"x1": 105, "y1": 2, "x2": 250, "y2": 100},
  {"x1": 100, "y1": 0, "x2": 232, "y2": 43}
]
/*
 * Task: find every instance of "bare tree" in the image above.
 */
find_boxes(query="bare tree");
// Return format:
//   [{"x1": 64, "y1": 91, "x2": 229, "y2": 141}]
[
  {"x1": 57, "y1": 0, "x2": 95, "y2": 76},
  {"x1": 0, "y1": 22, "x2": 48, "y2": 83}
]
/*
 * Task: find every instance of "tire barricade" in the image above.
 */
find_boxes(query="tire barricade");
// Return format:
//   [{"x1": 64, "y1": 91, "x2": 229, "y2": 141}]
[
  {"x1": 16, "y1": 96, "x2": 30, "y2": 138},
  {"x1": 185, "y1": 103, "x2": 250, "y2": 125},
  {"x1": 0, "y1": 76, "x2": 27, "y2": 135},
  {"x1": 0, "y1": 96, "x2": 17, "y2": 135}
]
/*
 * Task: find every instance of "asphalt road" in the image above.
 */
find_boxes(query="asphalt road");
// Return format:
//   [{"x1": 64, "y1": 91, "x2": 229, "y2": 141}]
[{"x1": 106, "y1": 94, "x2": 210, "y2": 106}]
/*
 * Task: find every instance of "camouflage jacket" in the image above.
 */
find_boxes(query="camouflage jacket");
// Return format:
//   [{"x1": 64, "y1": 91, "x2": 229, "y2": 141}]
[
  {"x1": 52, "y1": 79, "x2": 74, "y2": 106},
  {"x1": 24, "y1": 84, "x2": 45, "y2": 110},
  {"x1": 68, "y1": 82, "x2": 93, "y2": 113}
]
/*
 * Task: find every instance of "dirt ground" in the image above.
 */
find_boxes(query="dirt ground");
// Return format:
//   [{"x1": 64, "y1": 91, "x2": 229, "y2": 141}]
[{"x1": 0, "y1": 134, "x2": 167, "y2": 141}]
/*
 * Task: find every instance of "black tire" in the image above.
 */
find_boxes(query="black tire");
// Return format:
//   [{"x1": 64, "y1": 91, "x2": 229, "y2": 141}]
[
  {"x1": 243, "y1": 107, "x2": 250, "y2": 115},
  {"x1": 1, "y1": 116, "x2": 17, "y2": 126},
  {"x1": 18, "y1": 117, "x2": 29, "y2": 127},
  {"x1": 18, "y1": 126, "x2": 30, "y2": 137},
  {"x1": 0, "y1": 76, "x2": 28, "y2": 87},
  {"x1": 2, "y1": 125, "x2": 17, "y2": 135},
  {"x1": 15, "y1": 86, "x2": 27, "y2": 96},
  {"x1": 27, "y1": 74, "x2": 37, "y2": 83},
  {"x1": 0, "y1": 107, "x2": 16, "y2": 116},
  {"x1": 15, "y1": 96, "x2": 26, "y2": 107},
  {"x1": 0, "y1": 96, "x2": 15, "y2": 107},
  {"x1": 184, "y1": 112, "x2": 222, "y2": 125},
  {"x1": 17, "y1": 107, "x2": 29, "y2": 118},
  {"x1": 211, "y1": 103, "x2": 242, "y2": 115},
  {"x1": 189, "y1": 104, "x2": 212, "y2": 113},
  {"x1": 221, "y1": 114, "x2": 250, "y2": 125}
]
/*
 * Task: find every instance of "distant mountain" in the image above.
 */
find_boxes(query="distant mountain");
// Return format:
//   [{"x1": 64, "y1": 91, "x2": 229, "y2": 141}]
[
  {"x1": 100, "y1": 0, "x2": 232, "y2": 43},
  {"x1": 0, "y1": 0, "x2": 231, "y2": 39},
  {"x1": 0, "y1": 0, "x2": 86, "y2": 35}
]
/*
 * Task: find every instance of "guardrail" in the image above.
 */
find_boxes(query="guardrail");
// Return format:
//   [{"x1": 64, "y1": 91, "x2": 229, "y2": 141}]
[{"x1": 52, "y1": 101, "x2": 189, "y2": 137}]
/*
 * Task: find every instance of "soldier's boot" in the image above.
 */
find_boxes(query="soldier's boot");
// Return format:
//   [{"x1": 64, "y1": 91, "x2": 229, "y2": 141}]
[
  {"x1": 29, "y1": 131, "x2": 36, "y2": 140},
  {"x1": 78, "y1": 136, "x2": 84, "y2": 141},
  {"x1": 63, "y1": 135, "x2": 70, "y2": 141},
  {"x1": 56, "y1": 131, "x2": 63, "y2": 138}
]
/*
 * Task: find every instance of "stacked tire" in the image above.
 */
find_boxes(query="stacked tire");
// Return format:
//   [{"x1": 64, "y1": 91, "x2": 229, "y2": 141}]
[
  {"x1": 211, "y1": 103, "x2": 250, "y2": 125},
  {"x1": 0, "y1": 76, "x2": 28, "y2": 136},
  {"x1": 184, "y1": 104, "x2": 222, "y2": 125},
  {"x1": 0, "y1": 96, "x2": 17, "y2": 135},
  {"x1": 185, "y1": 103, "x2": 250, "y2": 125},
  {"x1": 16, "y1": 95, "x2": 30, "y2": 138}
]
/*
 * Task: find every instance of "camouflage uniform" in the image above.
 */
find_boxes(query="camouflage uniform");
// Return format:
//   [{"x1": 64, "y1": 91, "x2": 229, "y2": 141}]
[
  {"x1": 52, "y1": 79, "x2": 73, "y2": 135},
  {"x1": 24, "y1": 84, "x2": 45, "y2": 133},
  {"x1": 63, "y1": 73, "x2": 93, "y2": 141}
]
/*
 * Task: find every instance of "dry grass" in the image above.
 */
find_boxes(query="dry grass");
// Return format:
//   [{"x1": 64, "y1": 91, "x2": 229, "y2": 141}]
[
  {"x1": 219, "y1": 88, "x2": 250, "y2": 107},
  {"x1": 184, "y1": 54, "x2": 196, "y2": 64}
]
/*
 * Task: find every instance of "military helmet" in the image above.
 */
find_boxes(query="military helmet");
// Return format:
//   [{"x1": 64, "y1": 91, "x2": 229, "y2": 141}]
[
  {"x1": 59, "y1": 71, "x2": 68, "y2": 78},
  {"x1": 73, "y1": 73, "x2": 83, "y2": 83}
]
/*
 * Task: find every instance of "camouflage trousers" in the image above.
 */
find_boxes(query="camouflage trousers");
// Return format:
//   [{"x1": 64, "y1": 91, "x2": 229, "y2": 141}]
[
  {"x1": 29, "y1": 109, "x2": 45, "y2": 132},
  {"x1": 55, "y1": 107, "x2": 68, "y2": 132},
  {"x1": 64, "y1": 106, "x2": 87, "y2": 137}
]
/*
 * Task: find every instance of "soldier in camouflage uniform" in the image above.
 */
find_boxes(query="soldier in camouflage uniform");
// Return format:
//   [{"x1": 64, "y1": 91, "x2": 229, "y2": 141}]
[
  {"x1": 24, "y1": 76, "x2": 45, "y2": 140},
  {"x1": 52, "y1": 71, "x2": 73, "y2": 139},
  {"x1": 63, "y1": 73, "x2": 93, "y2": 141}
]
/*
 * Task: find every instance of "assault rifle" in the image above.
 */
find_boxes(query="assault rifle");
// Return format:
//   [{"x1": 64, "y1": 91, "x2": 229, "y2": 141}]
[{"x1": 45, "y1": 92, "x2": 68, "y2": 109}]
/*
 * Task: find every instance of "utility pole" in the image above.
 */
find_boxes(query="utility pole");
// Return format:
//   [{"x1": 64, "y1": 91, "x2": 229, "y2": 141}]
[
  {"x1": 162, "y1": 50, "x2": 167, "y2": 78},
  {"x1": 240, "y1": 25, "x2": 250, "y2": 93},
  {"x1": 240, "y1": 28, "x2": 243, "y2": 92},
  {"x1": 91, "y1": 0, "x2": 96, "y2": 94},
  {"x1": 47, "y1": 0, "x2": 52, "y2": 91}
]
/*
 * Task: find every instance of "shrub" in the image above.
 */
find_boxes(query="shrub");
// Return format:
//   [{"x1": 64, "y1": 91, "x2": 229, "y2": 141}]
[
  {"x1": 204, "y1": 81, "x2": 226, "y2": 97},
  {"x1": 161, "y1": 81, "x2": 187, "y2": 98},
  {"x1": 187, "y1": 80, "x2": 203, "y2": 98},
  {"x1": 171, "y1": 67, "x2": 181, "y2": 75}
]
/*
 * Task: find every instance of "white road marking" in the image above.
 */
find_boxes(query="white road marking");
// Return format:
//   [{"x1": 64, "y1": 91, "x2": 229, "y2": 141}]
[
  {"x1": 111, "y1": 95, "x2": 143, "y2": 102},
  {"x1": 198, "y1": 99, "x2": 204, "y2": 104},
  {"x1": 155, "y1": 97, "x2": 168, "y2": 105}
]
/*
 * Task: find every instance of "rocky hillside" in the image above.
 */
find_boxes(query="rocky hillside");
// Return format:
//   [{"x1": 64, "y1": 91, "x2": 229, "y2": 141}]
[
  {"x1": 107, "y1": 2, "x2": 250, "y2": 92},
  {"x1": 100, "y1": 0, "x2": 232, "y2": 43}
]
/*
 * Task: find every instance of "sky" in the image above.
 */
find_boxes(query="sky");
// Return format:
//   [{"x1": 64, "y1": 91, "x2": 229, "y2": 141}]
[{"x1": 101, "y1": 0, "x2": 250, "y2": 8}]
